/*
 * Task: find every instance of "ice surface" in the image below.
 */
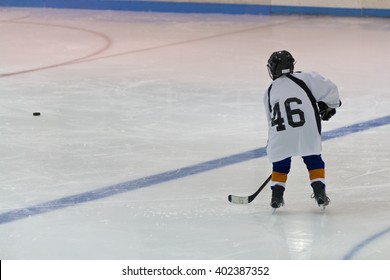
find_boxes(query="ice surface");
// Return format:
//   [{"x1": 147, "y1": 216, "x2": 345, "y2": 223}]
[{"x1": 0, "y1": 8, "x2": 389, "y2": 260}]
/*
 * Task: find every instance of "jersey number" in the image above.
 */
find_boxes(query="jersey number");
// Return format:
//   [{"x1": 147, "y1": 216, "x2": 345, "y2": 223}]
[{"x1": 271, "y1": 97, "x2": 306, "y2": 131}]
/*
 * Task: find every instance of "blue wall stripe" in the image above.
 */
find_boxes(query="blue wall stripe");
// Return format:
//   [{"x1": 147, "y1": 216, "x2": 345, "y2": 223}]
[
  {"x1": 0, "y1": 115, "x2": 389, "y2": 226},
  {"x1": 363, "y1": 8, "x2": 390, "y2": 17},
  {"x1": 271, "y1": 5, "x2": 363, "y2": 17},
  {"x1": 0, "y1": 1, "x2": 389, "y2": 17}
]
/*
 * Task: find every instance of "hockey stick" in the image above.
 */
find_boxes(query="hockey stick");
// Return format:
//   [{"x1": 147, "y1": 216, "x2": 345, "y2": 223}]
[{"x1": 228, "y1": 174, "x2": 272, "y2": 204}]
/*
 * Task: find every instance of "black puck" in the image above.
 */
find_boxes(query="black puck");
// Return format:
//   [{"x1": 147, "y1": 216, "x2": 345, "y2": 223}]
[{"x1": 33, "y1": 112, "x2": 41, "y2": 116}]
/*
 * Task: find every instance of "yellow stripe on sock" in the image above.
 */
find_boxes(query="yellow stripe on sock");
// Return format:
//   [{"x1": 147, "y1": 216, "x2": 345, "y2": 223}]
[
  {"x1": 272, "y1": 172, "x2": 288, "y2": 183},
  {"x1": 309, "y1": 169, "x2": 325, "y2": 180}
]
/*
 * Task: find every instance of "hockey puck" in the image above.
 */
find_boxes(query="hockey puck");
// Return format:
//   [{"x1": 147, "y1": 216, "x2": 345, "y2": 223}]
[{"x1": 33, "y1": 112, "x2": 41, "y2": 116}]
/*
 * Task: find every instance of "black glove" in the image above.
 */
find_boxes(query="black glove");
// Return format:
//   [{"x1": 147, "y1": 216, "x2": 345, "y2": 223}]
[{"x1": 318, "y1": 101, "x2": 336, "y2": 121}]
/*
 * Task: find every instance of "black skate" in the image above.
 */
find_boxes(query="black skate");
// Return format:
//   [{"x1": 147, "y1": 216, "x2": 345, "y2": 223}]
[
  {"x1": 311, "y1": 181, "x2": 330, "y2": 209},
  {"x1": 270, "y1": 185, "x2": 285, "y2": 210}
]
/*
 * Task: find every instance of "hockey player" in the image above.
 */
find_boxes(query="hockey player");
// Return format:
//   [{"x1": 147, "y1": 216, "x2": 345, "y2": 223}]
[{"x1": 264, "y1": 50, "x2": 341, "y2": 210}]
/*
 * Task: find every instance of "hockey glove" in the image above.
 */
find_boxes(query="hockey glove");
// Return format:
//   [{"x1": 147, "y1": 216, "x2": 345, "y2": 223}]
[{"x1": 318, "y1": 101, "x2": 336, "y2": 121}]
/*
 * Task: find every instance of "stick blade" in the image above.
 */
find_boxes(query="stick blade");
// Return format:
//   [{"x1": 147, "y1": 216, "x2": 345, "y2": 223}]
[
  {"x1": 228, "y1": 174, "x2": 272, "y2": 205},
  {"x1": 228, "y1": 194, "x2": 249, "y2": 204}
]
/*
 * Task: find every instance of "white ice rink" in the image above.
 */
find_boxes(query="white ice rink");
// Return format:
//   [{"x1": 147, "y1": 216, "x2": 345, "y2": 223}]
[{"x1": 0, "y1": 8, "x2": 389, "y2": 260}]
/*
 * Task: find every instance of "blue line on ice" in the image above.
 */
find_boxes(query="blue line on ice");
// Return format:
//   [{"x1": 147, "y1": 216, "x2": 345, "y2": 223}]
[{"x1": 0, "y1": 115, "x2": 389, "y2": 225}]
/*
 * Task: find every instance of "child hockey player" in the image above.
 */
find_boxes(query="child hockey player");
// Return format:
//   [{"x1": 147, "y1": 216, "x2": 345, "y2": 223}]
[{"x1": 264, "y1": 50, "x2": 341, "y2": 210}]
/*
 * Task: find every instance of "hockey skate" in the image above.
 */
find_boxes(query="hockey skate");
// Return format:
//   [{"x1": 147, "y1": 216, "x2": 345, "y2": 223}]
[
  {"x1": 311, "y1": 181, "x2": 330, "y2": 209},
  {"x1": 270, "y1": 185, "x2": 285, "y2": 211}
]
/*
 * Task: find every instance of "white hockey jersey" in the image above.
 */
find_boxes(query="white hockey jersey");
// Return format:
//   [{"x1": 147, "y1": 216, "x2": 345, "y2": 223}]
[{"x1": 263, "y1": 72, "x2": 340, "y2": 163}]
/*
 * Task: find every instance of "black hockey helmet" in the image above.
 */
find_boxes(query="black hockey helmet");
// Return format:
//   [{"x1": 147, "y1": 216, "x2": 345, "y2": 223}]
[{"x1": 267, "y1": 50, "x2": 295, "y2": 80}]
